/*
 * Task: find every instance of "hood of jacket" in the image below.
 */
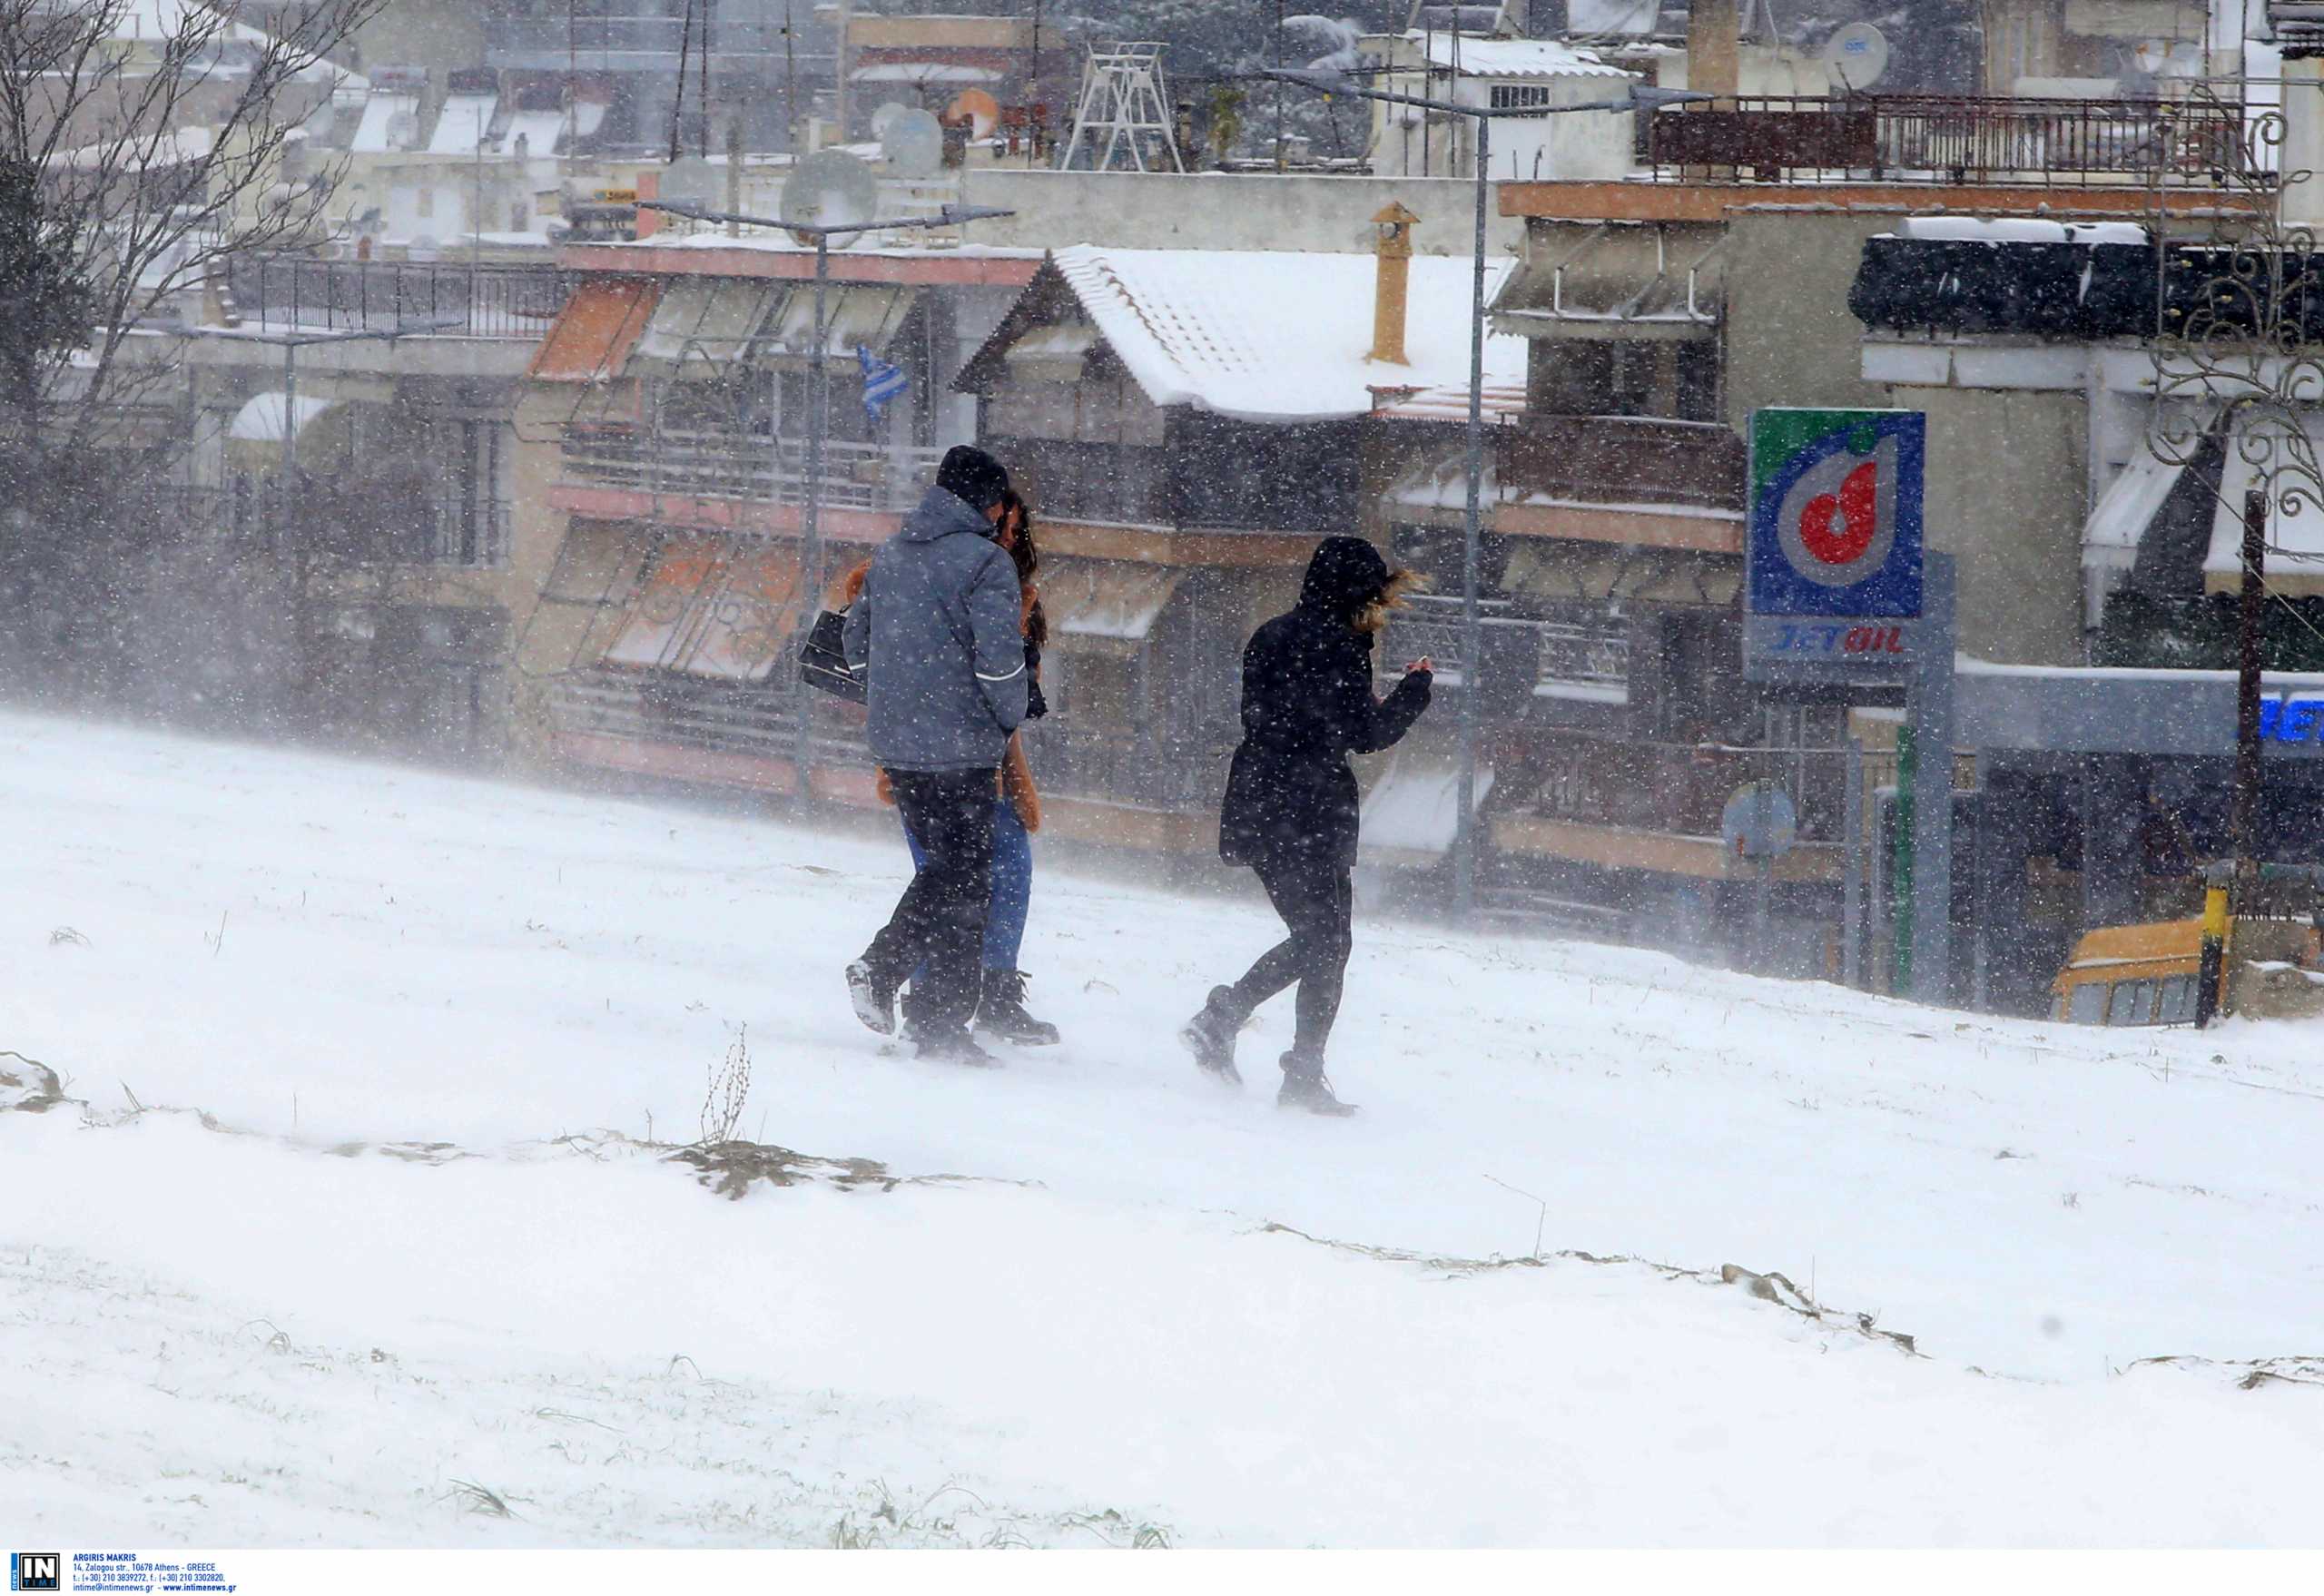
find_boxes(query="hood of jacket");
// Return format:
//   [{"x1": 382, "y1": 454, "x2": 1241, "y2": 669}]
[
  {"x1": 1297, "y1": 535, "x2": 1390, "y2": 619},
  {"x1": 902, "y1": 484, "x2": 997, "y2": 545}
]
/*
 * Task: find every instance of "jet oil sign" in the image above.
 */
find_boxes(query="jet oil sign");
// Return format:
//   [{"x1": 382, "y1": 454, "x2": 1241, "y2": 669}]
[{"x1": 1745, "y1": 409, "x2": 1926, "y2": 683}]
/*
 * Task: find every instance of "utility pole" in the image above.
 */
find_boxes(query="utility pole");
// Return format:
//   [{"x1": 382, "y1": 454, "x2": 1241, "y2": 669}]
[
  {"x1": 1275, "y1": 0, "x2": 1286, "y2": 170},
  {"x1": 2229, "y1": 486, "x2": 2269, "y2": 968}
]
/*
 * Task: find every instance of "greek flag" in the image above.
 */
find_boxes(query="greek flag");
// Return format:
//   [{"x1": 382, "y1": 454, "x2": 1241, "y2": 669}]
[{"x1": 858, "y1": 345, "x2": 909, "y2": 426}]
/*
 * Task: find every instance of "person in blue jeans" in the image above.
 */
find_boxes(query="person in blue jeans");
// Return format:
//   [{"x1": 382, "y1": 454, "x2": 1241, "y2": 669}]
[{"x1": 853, "y1": 489, "x2": 1059, "y2": 1047}]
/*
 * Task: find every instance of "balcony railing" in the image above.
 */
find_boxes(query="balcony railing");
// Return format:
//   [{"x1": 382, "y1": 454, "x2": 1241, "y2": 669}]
[
  {"x1": 548, "y1": 668, "x2": 871, "y2": 772},
  {"x1": 223, "y1": 256, "x2": 573, "y2": 339},
  {"x1": 1497, "y1": 415, "x2": 1746, "y2": 516},
  {"x1": 1386, "y1": 596, "x2": 1629, "y2": 705},
  {"x1": 562, "y1": 428, "x2": 947, "y2": 515},
  {"x1": 484, "y1": 15, "x2": 818, "y2": 61},
  {"x1": 1515, "y1": 729, "x2": 1898, "y2": 846},
  {"x1": 1648, "y1": 94, "x2": 2260, "y2": 186},
  {"x1": 317, "y1": 494, "x2": 512, "y2": 570},
  {"x1": 127, "y1": 482, "x2": 507, "y2": 567},
  {"x1": 1025, "y1": 722, "x2": 1213, "y2": 812}
]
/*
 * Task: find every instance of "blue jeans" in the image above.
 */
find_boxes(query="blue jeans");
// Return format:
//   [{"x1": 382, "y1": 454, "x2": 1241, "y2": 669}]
[{"x1": 905, "y1": 797, "x2": 1030, "y2": 971}]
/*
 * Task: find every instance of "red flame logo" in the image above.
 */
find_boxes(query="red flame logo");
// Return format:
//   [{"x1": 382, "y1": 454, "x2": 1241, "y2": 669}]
[{"x1": 1797, "y1": 459, "x2": 1878, "y2": 566}]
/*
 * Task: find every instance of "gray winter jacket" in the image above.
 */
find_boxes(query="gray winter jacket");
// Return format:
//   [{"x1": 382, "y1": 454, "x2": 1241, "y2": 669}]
[{"x1": 843, "y1": 485, "x2": 1028, "y2": 773}]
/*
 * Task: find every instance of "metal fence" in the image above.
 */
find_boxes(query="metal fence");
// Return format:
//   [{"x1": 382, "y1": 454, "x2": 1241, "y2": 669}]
[
  {"x1": 1386, "y1": 597, "x2": 1630, "y2": 704},
  {"x1": 561, "y1": 429, "x2": 947, "y2": 515},
  {"x1": 224, "y1": 256, "x2": 572, "y2": 339},
  {"x1": 1518, "y1": 729, "x2": 1899, "y2": 845},
  {"x1": 1649, "y1": 94, "x2": 2258, "y2": 185}
]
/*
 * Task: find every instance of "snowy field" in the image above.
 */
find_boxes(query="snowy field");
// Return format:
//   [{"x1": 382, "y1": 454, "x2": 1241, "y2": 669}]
[{"x1": 5, "y1": 708, "x2": 2324, "y2": 1549}]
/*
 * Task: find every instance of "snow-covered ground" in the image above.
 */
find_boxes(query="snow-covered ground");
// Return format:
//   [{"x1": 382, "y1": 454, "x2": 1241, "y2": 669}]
[{"x1": 5, "y1": 709, "x2": 2324, "y2": 1548}]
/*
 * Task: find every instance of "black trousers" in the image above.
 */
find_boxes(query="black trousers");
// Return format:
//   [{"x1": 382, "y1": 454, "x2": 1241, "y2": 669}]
[
  {"x1": 1222, "y1": 852, "x2": 1354, "y2": 1070},
  {"x1": 862, "y1": 767, "x2": 998, "y2": 1041}
]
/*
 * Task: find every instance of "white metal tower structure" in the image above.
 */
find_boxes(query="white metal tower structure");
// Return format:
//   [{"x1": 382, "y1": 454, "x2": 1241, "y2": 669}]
[{"x1": 1059, "y1": 42, "x2": 1185, "y2": 172}]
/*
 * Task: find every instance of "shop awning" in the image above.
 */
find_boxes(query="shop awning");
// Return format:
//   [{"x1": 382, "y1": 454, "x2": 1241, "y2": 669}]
[
  {"x1": 2207, "y1": 425, "x2": 2324, "y2": 597},
  {"x1": 1491, "y1": 224, "x2": 1724, "y2": 333},
  {"x1": 602, "y1": 534, "x2": 729, "y2": 672},
  {"x1": 1359, "y1": 754, "x2": 1494, "y2": 858},
  {"x1": 635, "y1": 279, "x2": 786, "y2": 374},
  {"x1": 228, "y1": 391, "x2": 340, "y2": 443},
  {"x1": 763, "y1": 284, "x2": 916, "y2": 361},
  {"x1": 1040, "y1": 559, "x2": 1184, "y2": 655},
  {"x1": 601, "y1": 535, "x2": 810, "y2": 682},
  {"x1": 530, "y1": 278, "x2": 661, "y2": 383},
  {"x1": 2084, "y1": 442, "x2": 2189, "y2": 573},
  {"x1": 684, "y1": 547, "x2": 806, "y2": 682}
]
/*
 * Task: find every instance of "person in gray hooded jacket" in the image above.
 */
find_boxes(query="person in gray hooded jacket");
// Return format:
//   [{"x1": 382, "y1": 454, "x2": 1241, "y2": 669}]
[{"x1": 842, "y1": 445, "x2": 1029, "y2": 1064}]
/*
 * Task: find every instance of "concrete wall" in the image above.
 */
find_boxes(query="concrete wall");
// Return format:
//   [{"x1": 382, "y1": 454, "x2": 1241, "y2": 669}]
[
  {"x1": 1720, "y1": 211, "x2": 1895, "y2": 429},
  {"x1": 1898, "y1": 385, "x2": 2089, "y2": 667},
  {"x1": 959, "y1": 169, "x2": 1526, "y2": 256}
]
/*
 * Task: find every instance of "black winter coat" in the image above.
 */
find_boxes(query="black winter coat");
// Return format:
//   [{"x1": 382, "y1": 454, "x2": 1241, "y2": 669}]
[{"x1": 1219, "y1": 537, "x2": 1433, "y2": 869}]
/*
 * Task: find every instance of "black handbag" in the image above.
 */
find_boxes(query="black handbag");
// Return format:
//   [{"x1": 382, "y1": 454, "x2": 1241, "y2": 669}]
[{"x1": 798, "y1": 607, "x2": 864, "y2": 703}]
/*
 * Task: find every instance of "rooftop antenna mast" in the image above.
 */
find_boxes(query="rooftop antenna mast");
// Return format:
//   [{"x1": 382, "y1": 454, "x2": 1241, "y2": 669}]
[{"x1": 1059, "y1": 41, "x2": 1184, "y2": 172}]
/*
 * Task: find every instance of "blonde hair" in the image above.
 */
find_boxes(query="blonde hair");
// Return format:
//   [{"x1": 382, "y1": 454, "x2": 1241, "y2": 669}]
[{"x1": 1354, "y1": 566, "x2": 1426, "y2": 635}]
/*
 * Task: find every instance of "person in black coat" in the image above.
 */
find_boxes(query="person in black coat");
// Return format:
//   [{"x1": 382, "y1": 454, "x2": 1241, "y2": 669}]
[{"x1": 1179, "y1": 535, "x2": 1433, "y2": 1116}]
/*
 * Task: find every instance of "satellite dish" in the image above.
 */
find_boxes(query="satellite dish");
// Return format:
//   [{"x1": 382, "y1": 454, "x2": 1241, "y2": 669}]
[
  {"x1": 870, "y1": 100, "x2": 910, "y2": 141},
  {"x1": 945, "y1": 88, "x2": 1001, "y2": 141},
  {"x1": 780, "y1": 149, "x2": 878, "y2": 248},
  {"x1": 881, "y1": 108, "x2": 944, "y2": 178},
  {"x1": 660, "y1": 154, "x2": 720, "y2": 211},
  {"x1": 1824, "y1": 23, "x2": 1891, "y2": 92},
  {"x1": 385, "y1": 109, "x2": 419, "y2": 150}
]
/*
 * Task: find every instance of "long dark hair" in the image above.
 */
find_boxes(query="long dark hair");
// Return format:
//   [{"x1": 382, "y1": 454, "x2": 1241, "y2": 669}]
[{"x1": 999, "y1": 488, "x2": 1049, "y2": 649}]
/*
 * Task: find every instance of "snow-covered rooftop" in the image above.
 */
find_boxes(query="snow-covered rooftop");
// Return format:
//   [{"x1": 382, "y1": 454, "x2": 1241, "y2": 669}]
[
  {"x1": 1411, "y1": 32, "x2": 1631, "y2": 79},
  {"x1": 1045, "y1": 245, "x2": 1526, "y2": 424}
]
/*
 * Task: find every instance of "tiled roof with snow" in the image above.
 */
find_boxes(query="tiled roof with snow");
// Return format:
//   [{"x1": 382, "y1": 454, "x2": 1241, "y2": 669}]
[
  {"x1": 1049, "y1": 245, "x2": 1525, "y2": 424},
  {"x1": 1412, "y1": 33, "x2": 1631, "y2": 78}
]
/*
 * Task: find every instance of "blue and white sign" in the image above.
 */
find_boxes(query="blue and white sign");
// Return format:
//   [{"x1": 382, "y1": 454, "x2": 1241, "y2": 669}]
[{"x1": 1745, "y1": 409, "x2": 1926, "y2": 680}]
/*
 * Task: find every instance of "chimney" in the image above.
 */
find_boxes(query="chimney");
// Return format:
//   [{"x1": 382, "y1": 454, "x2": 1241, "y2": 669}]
[
  {"x1": 1689, "y1": 0, "x2": 1741, "y2": 97},
  {"x1": 1370, "y1": 201, "x2": 1419, "y2": 366}
]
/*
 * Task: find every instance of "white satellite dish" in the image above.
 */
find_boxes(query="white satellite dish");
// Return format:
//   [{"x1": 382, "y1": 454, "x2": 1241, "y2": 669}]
[
  {"x1": 660, "y1": 154, "x2": 720, "y2": 211},
  {"x1": 881, "y1": 108, "x2": 945, "y2": 179},
  {"x1": 870, "y1": 100, "x2": 911, "y2": 142},
  {"x1": 385, "y1": 108, "x2": 419, "y2": 150},
  {"x1": 1824, "y1": 22, "x2": 1892, "y2": 91},
  {"x1": 780, "y1": 149, "x2": 879, "y2": 248}
]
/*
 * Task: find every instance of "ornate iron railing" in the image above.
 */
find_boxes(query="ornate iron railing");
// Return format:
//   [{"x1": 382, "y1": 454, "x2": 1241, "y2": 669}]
[
  {"x1": 223, "y1": 256, "x2": 572, "y2": 338},
  {"x1": 1649, "y1": 94, "x2": 2259, "y2": 186}
]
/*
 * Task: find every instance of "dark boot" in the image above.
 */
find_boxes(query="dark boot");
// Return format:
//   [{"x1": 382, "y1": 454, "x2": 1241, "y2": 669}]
[
  {"x1": 846, "y1": 959, "x2": 900, "y2": 1037},
  {"x1": 913, "y1": 1027, "x2": 1000, "y2": 1068},
  {"x1": 976, "y1": 970, "x2": 1061, "y2": 1046},
  {"x1": 1177, "y1": 986, "x2": 1245, "y2": 1086},
  {"x1": 1276, "y1": 1056, "x2": 1355, "y2": 1117}
]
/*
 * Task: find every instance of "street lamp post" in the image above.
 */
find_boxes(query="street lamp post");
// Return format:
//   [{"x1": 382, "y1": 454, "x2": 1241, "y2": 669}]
[
  {"x1": 637, "y1": 200, "x2": 1013, "y2": 793},
  {"x1": 1265, "y1": 69, "x2": 1709, "y2": 921}
]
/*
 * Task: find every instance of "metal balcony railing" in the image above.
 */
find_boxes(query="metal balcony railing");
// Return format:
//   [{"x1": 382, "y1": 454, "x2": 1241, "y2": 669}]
[
  {"x1": 223, "y1": 256, "x2": 573, "y2": 339},
  {"x1": 1386, "y1": 596, "x2": 1630, "y2": 704},
  {"x1": 1498, "y1": 417, "x2": 1747, "y2": 517},
  {"x1": 561, "y1": 429, "x2": 947, "y2": 515},
  {"x1": 1517, "y1": 730, "x2": 1899, "y2": 845},
  {"x1": 484, "y1": 15, "x2": 818, "y2": 61},
  {"x1": 1023, "y1": 722, "x2": 1213, "y2": 812},
  {"x1": 1648, "y1": 94, "x2": 2260, "y2": 186},
  {"x1": 547, "y1": 668, "x2": 871, "y2": 769}
]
